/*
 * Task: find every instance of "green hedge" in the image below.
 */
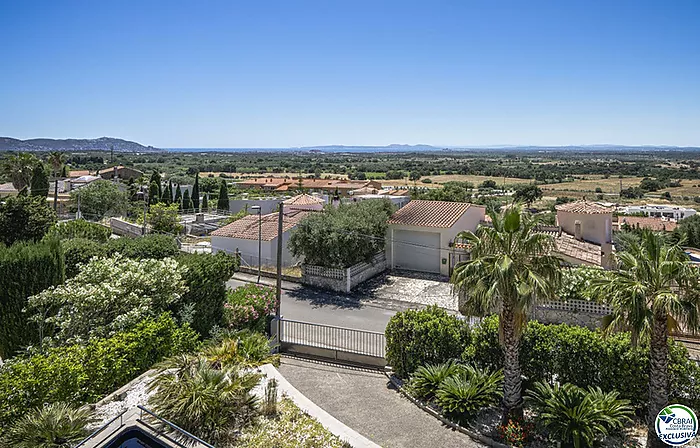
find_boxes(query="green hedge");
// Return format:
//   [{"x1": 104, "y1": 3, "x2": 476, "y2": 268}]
[
  {"x1": 0, "y1": 239, "x2": 64, "y2": 358},
  {"x1": 386, "y1": 309, "x2": 700, "y2": 410},
  {"x1": 106, "y1": 234, "x2": 179, "y2": 259},
  {"x1": 62, "y1": 238, "x2": 107, "y2": 278},
  {"x1": 0, "y1": 314, "x2": 199, "y2": 429},
  {"x1": 177, "y1": 252, "x2": 238, "y2": 337},
  {"x1": 46, "y1": 220, "x2": 111, "y2": 243}
]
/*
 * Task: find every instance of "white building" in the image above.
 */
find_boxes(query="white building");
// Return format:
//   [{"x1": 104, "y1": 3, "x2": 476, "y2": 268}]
[
  {"x1": 618, "y1": 204, "x2": 696, "y2": 220},
  {"x1": 386, "y1": 200, "x2": 485, "y2": 276},
  {"x1": 211, "y1": 208, "x2": 312, "y2": 267},
  {"x1": 554, "y1": 201, "x2": 614, "y2": 267}
]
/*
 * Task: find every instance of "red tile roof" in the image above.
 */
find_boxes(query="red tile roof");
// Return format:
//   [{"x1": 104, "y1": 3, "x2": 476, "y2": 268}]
[
  {"x1": 388, "y1": 200, "x2": 474, "y2": 228},
  {"x1": 555, "y1": 233, "x2": 602, "y2": 265},
  {"x1": 211, "y1": 209, "x2": 312, "y2": 241},
  {"x1": 555, "y1": 201, "x2": 614, "y2": 214},
  {"x1": 283, "y1": 194, "x2": 324, "y2": 206}
]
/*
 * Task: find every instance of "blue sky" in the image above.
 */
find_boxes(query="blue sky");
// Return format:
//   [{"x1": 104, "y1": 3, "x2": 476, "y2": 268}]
[{"x1": 1, "y1": 0, "x2": 699, "y2": 148}]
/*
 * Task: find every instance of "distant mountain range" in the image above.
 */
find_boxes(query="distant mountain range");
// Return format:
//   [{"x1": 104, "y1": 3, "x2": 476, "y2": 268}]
[{"x1": 0, "y1": 137, "x2": 161, "y2": 152}]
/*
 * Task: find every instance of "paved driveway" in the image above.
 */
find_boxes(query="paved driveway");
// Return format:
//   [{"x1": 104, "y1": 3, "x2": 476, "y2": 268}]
[
  {"x1": 352, "y1": 270, "x2": 457, "y2": 311},
  {"x1": 279, "y1": 357, "x2": 486, "y2": 448}
]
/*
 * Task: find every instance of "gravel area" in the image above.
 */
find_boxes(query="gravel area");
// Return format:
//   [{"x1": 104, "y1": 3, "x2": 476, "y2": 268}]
[
  {"x1": 353, "y1": 270, "x2": 458, "y2": 311},
  {"x1": 91, "y1": 373, "x2": 156, "y2": 428}
]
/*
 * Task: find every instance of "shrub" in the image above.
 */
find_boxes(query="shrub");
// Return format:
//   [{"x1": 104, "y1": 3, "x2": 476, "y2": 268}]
[
  {"x1": 147, "y1": 203, "x2": 182, "y2": 234},
  {"x1": 61, "y1": 238, "x2": 107, "y2": 278},
  {"x1": 28, "y1": 255, "x2": 187, "y2": 344},
  {"x1": 203, "y1": 329, "x2": 278, "y2": 368},
  {"x1": 558, "y1": 267, "x2": 605, "y2": 302},
  {"x1": 0, "y1": 195, "x2": 57, "y2": 246},
  {"x1": 0, "y1": 314, "x2": 198, "y2": 429},
  {"x1": 224, "y1": 284, "x2": 277, "y2": 332},
  {"x1": 0, "y1": 238, "x2": 64, "y2": 358},
  {"x1": 408, "y1": 360, "x2": 463, "y2": 400},
  {"x1": 106, "y1": 234, "x2": 179, "y2": 259},
  {"x1": 46, "y1": 220, "x2": 110, "y2": 243},
  {"x1": 435, "y1": 365, "x2": 503, "y2": 424},
  {"x1": 70, "y1": 180, "x2": 127, "y2": 218},
  {"x1": 178, "y1": 252, "x2": 238, "y2": 337},
  {"x1": 497, "y1": 419, "x2": 534, "y2": 447},
  {"x1": 526, "y1": 382, "x2": 633, "y2": 447},
  {"x1": 385, "y1": 306, "x2": 471, "y2": 378},
  {"x1": 2, "y1": 402, "x2": 93, "y2": 448}
]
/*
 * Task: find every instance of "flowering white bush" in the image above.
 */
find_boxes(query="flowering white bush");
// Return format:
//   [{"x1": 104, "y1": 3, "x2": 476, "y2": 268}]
[{"x1": 29, "y1": 255, "x2": 187, "y2": 344}]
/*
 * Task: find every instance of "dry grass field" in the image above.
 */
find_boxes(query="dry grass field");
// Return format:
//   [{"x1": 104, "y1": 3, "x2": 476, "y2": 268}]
[{"x1": 381, "y1": 174, "x2": 532, "y2": 188}]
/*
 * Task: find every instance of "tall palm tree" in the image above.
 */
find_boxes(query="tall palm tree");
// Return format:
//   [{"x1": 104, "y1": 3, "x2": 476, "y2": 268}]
[
  {"x1": 450, "y1": 205, "x2": 561, "y2": 422},
  {"x1": 589, "y1": 230, "x2": 699, "y2": 448},
  {"x1": 47, "y1": 151, "x2": 66, "y2": 210},
  {"x1": 3, "y1": 402, "x2": 93, "y2": 448},
  {"x1": 1, "y1": 152, "x2": 38, "y2": 192}
]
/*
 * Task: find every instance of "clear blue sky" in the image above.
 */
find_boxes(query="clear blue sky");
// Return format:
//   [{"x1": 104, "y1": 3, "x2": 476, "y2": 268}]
[{"x1": 1, "y1": 0, "x2": 699, "y2": 148}]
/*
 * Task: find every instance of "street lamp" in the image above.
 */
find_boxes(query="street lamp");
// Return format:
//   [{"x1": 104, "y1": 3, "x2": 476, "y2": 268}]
[{"x1": 251, "y1": 205, "x2": 262, "y2": 283}]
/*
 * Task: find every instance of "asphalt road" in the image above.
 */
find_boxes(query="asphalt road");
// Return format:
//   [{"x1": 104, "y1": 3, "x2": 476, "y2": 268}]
[{"x1": 226, "y1": 277, "x2": 414, "y2": 333}]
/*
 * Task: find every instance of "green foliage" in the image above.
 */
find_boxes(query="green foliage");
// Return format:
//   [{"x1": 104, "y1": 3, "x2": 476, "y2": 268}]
[
  {"x1": 526, "y1": 382, "x2": 633, "y2": 448},
  {"x1": 385, "y1": 306, "x2": 471, "y2": 378},
  {"x1": 192, "y1": 173, "x2": 200, "y2": 210},
  {"x1": 497, "y1": 419, "x2": 534, "y2": 447},
  {"x1": 61, "y1": 238, "x2": 106, "y2": 278},
  {"x1": 289, "y1": 199, "x2": 395, "y2": 268},
  {"x1": 558, "y1": 267, "x2": 606, "y2": 302},
  {"x1": 71, "y1": 180, "x2": 127, "y2": 218},
  {"x1": 676, "y1": 214, "x2": 700, "y2": 248},
  {"x1": 177, "y1": 252, "x2": 238, "y2": 336},
  {"x1": 224, "y1": 283, "x2": 277, "y2": 332},
  {"x1": 182, "y1": 188, "x2": 193, "y2": 211},
  {"x1": 513, "y1": 184, "x2": 543, "y2": 205},
  {"x1": 480, "y1": 179, "x2": 498, "y2": 189},
  {"x1": 620, "y1": 186, "x2": 645, "y2": 199},
  {"x1": 149, "y1": 181, "x2": 160, "y2": 205},
  {"x1": 202, "y1": 193, "x2": 209, "y2": 211},
  {"x1": 435, "y1": 365, "x2": 503, "y2": 425},
  {"x1": 150, "y1": 170, "x2": 162, "y2": 198},
  {"x1": 203, "y1": 330, "x2": 278, "y2": 368},
  {"x1": 412, "y1": 181, "x2": 473, "y2": 202},
  {"x1": 2, "y1": 402, "x2": 93, "y2": 448},
  {"x1": 0, "y1": 314, "x2": 198, "y2": 429},
  {"x1": 106, "y1": 234, "x2": 179, "y2": 259},
  {"x1": 217, "y1": 179, "x2": 230, "y2": 210},
  {"x1": 0, "y1": 195, "x2": 57, "y2": 246},
  {"x1": 0, "y1": 239, "x2": 64, "y2": 358},
  {"x1": 147, "y1": 357, "x2": 260, "y2": 445},
  {"x1": 46, "y1": 220, "x2": 110, "y2": 243},
  {"x1": 30, "y1": 163, "x2": 49, "y2": 198},
  {"x1": 408, "y1": 360, "x2": 464, "y2": 400},
  {"x1": 147, "y1": 202, "x2": 182, "y2": 234},
  {"x1": 1, "y1": 152, "x2": 38, "y2": 191},
  {"x1": 28, "y1": 255, "x2": 187, "y2": 344}
]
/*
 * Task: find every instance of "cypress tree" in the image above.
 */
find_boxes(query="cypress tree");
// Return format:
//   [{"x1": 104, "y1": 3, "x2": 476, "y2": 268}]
[
  {"x1": 150, "y1": 170, "x2": 162, "y2": 198},
  {"x1": 202, "y1": 193, "x2": 209, "y2": 211},
  {"x1": 174, "y1": 185, "x2": 182, "y2": 206},
  {"x1": 217, "y1": 180, "x2": 229, "y2": 211},
  {"x1": 192, "y1": 173, "x2": 200, "y2": 211},
  {"x1": 182, "y1": 189, "x2": 193, "y2": 212},
  {"x1": 61, "y1": 165, "x2": 68, "y2": 177},
  {"x1": 148, "y1": 181, "x2": 159, "y2": 205},
  {"x1": 30, "y1": 163, "x2": 49, "y2": 197}
]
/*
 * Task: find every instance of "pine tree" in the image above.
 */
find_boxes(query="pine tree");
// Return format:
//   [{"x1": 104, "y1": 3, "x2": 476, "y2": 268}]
[
  {"x1": 192, "y1": 173, "x2": 200, "y2": 211},
  {"x1": 217, "y1": 180, "x2": 229, "y2": 211},
  {"x1": 202, "y1": 193, "x2": 209, "y2": 212},
  {"x1": 30, "y1": 163, "x2": 49, "y2": 197},
  {"x1": 182, "y1": 189, "x2": 193, "y2": 212}
]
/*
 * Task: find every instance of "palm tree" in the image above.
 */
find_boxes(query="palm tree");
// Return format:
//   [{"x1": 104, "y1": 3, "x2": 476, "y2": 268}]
[
  {"x1": 589, "y1": 230, "x2": 699, "y2": 448},
  {"x1": 3, "y1": 402, "x2": 93, "y2": 448},
  {"x1": 47, "y1": 151, "x2": 66, "y2": 210},
  {"x1": 450, "y1": 205, "x2": 561, "y2": 422},
  {"x1": 1, "y1": 152, "x2": 38, "y2": 192}
]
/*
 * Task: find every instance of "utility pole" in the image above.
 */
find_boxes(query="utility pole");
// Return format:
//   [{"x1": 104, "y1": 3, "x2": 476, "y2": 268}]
[
  {"x1": 276, "y1": 202, "x2": 284, "y2": 317},
  {"x1": 76, "y1": 189, "x2": 82, "y2": 220}
]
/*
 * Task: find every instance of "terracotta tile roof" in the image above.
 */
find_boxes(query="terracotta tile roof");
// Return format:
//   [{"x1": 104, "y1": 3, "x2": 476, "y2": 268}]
[
  {"x1": 389, "y1": 189, "x2": 410, "y2": 196},
  {"x1": 388, "y1": 200, "x2": 472, "y2": 228},
  {"x1": 68, "y1": 170, "x2": 91, "y2": 178},
  {"x1": 555, "y1": 233, "x2": 602, "y2": 265},
  {"x1": 283, "y1": 194, "x2": 324, "y2": 206},
  {"x1": 618, "y1": 216, "x2": 678, "y2": 232},
  {"x1": 211, "y1": 209, "x2": 312, "y2": 241},
  {"x1": 555, "y1": 201, "x2": 614, "y2": 214}
]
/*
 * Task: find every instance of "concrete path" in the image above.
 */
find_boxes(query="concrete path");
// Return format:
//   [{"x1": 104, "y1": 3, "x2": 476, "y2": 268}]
[{"x1": 278, "y1": 357, "x2": 487, "y2": 448}]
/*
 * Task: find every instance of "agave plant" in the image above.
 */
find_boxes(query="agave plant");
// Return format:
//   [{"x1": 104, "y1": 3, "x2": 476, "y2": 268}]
[
  {"x1": 148, "y1": 357, "x2": 261, "y2": 444},
  {"x1": 435, "y1": 365, "x2": 503, "y2": 425},
  {"x1": 526, "y1": 382, "x2": 633, "y2": 448},
  {"x1": 409, "y1": 360, "x2": 464, "y2": 400},
  {"x1": 3, "y1": 402, "x2": 93, "y2": 448}
]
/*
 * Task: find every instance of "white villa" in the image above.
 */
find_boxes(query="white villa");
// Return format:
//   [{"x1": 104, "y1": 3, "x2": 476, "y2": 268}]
[{"x1": 618, "y1": 204, "x2": 696, "y2": 220}]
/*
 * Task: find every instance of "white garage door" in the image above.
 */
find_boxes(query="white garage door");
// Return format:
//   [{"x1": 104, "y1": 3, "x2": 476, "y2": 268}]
[{"x1": 393, "y1": 229, "x2": 441, "y2": 273}]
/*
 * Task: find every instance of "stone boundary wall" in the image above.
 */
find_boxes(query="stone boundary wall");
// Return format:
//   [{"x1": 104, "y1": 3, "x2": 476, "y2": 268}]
[
  {"x1": 301, "y1": 253, "x2": 387, "y2": 293},
  {"x1": 110, "y1": 217, "x2": 146, "y2": 237}
]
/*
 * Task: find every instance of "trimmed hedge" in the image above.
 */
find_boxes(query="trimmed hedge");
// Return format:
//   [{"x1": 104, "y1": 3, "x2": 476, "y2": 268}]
[
  {"x1": 62, "y1": 238, "x2": 107, "y2": 278},
  {"x1": 106, "y1": 234, "x2": 179, "y2": 259},
  {"x1": 0, "y1": 314, "x2": 199, "y2": 429},
  {"x1": 386, "y1": 309, "x2": 700, "y2": 410},
  {"x1": 47, "y1": 220, "x2": 111, "y2": 243},
  {"x1": 177, "y1": 252, "x2": 238, "y2": 337},
  {"x1": 0, "y1": 239, "x2": 64, "y2": 358}
]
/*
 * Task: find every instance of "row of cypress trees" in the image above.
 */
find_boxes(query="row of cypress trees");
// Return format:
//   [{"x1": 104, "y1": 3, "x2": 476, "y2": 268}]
[{"x1": 146, "y1": 171, "x2": 230, "y2": 212}]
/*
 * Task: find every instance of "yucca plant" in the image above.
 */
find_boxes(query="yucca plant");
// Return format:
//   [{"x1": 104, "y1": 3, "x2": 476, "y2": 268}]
[
  {"x1": 3, "y1": 402, "x2": 93, "y2": 448},
  {"x1": 409, "y1": 360, "x2": 464, "y2": 400},
  {"x1": 526, "y1": 382, "x2": 633, "y2": 448},
  {"x1": 435, "y1": 365, "x2": 503, "y2": 425},
  {"x1": 148, "y1": 357, "x2": 261, "y2": 445}
]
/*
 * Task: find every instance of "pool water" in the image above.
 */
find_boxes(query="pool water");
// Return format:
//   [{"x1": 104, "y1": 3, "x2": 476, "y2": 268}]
[{"x1": 103, "y1": 428, "x2": 171, "y2": 448}]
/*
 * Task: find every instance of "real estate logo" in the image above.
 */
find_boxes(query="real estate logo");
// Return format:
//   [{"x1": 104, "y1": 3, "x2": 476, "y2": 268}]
[{"x1": 655, "y1": 404, "x2": 698, "y2": 446}]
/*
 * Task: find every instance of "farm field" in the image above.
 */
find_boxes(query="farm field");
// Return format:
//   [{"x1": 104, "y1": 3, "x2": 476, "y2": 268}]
[{"x1": 380, "y1": 174, "x2": 533, "y2": 188}]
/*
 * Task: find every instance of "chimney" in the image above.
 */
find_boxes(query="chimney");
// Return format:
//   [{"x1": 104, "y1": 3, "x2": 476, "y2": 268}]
[
  {"x1": 574, "y1": 220, "x2": 582, "y2": 241},
  {"x1": 601, "y1": 242, "x2": 614, "y2": 270},
  {"x1": 195, "y1": 213, "x2": 204, "y2": 223}
]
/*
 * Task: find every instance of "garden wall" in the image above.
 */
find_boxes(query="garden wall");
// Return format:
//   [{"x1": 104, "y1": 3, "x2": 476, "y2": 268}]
[
  {"x1": 110, "y1": 217, "x2": 145, "y2": 237},
  {"x1": 532, "y1": 300, "x2": 611, "y2": 329},
  {"x1": 301, "y1": 253, "x2": 387, "y2": 293}
]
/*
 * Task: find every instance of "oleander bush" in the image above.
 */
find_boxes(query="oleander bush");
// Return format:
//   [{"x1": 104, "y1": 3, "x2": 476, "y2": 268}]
[
  {"x1": 0, "y1": 314, "x2": 199, "y2": 431},
  {"x1": 386, "y1": 309, "x2": 700, "y2": 410},
  {"x1": 0, "y1": 238, "x2": 64, "y2": 359},
  {"x1": 224, "y1": 284, "x2": 277, "y2": 332}
]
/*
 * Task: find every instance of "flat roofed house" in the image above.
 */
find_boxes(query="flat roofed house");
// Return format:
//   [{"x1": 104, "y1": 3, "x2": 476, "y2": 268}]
[{"x1": 386, "y1": 200, "x2": 485, "y2": 276}]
